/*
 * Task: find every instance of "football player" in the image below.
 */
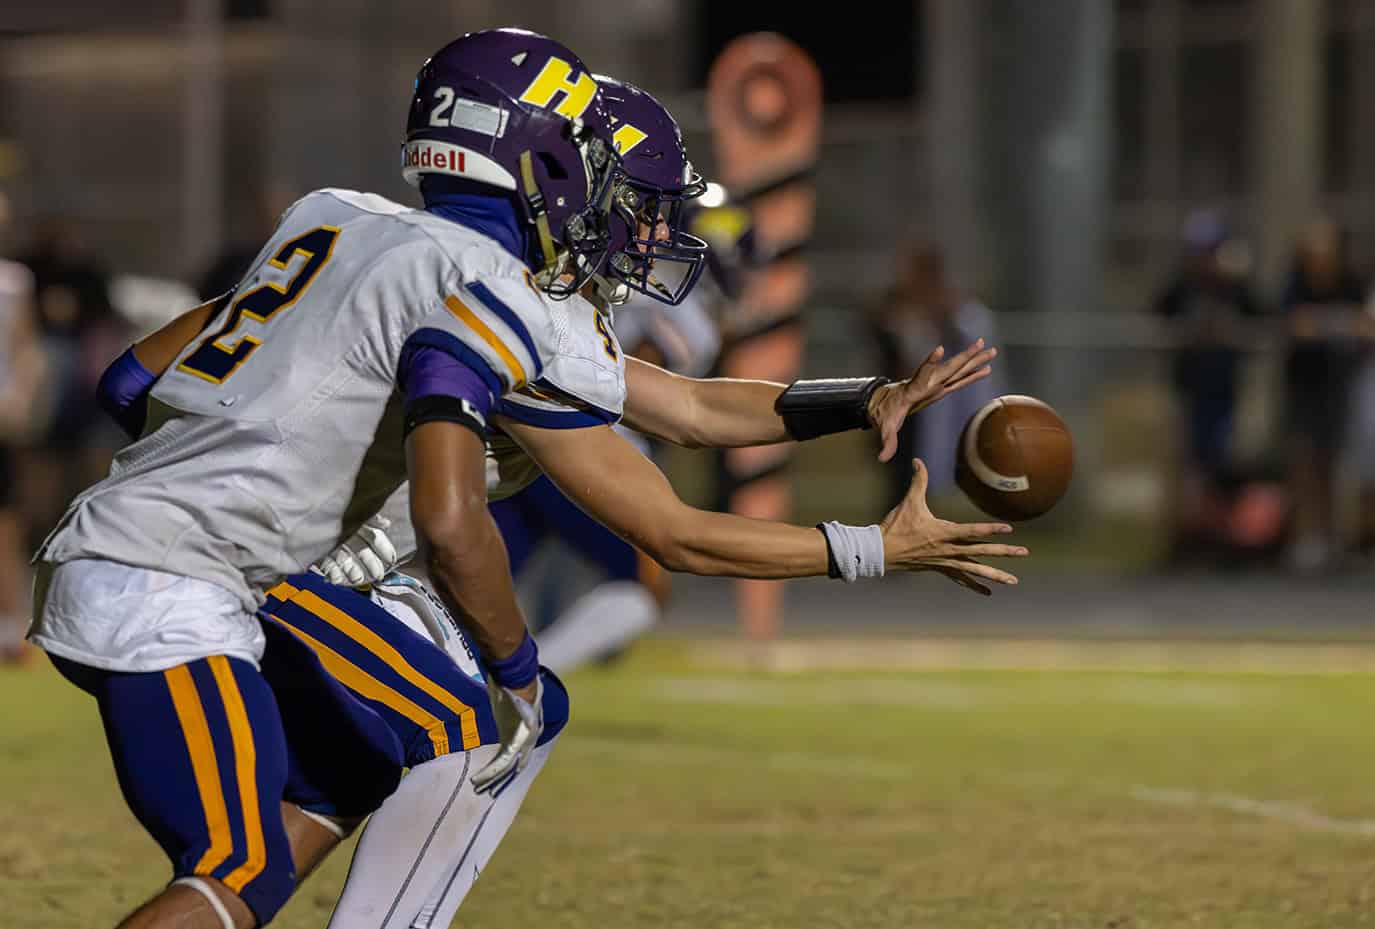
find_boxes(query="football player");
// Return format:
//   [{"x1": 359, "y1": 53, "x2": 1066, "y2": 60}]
[
  {"x1": 300, "y1": 74, "x2": 1024, "y2": 929},
  {"x1": 484, "y1": 77, "x2": 722, "y2": 672},
  {"x1": 255, "y1": 571, "x2": 568, "y2": 929},
  {"x1": 52, "y1": 51, "x2": 1020, "y2": 929},
  {"x1": 327, "y1": 75, "x2": 1023, "y2": 605},
  {"x1": 28, "y1": 28, "x2": 624, "y2": 929}
]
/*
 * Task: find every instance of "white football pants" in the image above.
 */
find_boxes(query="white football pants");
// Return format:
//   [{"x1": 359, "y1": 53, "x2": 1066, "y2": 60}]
[{"x1": 327, "y1": 739, "x2": 556, "y2": 929}]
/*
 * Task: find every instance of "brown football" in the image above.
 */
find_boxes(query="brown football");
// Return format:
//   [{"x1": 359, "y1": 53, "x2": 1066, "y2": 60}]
[{"x1": 955, "y1": 395, "x2": 1073, "y2": 521}]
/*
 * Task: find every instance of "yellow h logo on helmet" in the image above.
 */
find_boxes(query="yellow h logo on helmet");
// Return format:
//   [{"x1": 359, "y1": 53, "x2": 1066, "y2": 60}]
[
  {"x1": 519, "y1": 58, "x2": 597, "y2": 119},
  {"x1": 611, "y1": 123, "x2": 649, "y2": 156}
]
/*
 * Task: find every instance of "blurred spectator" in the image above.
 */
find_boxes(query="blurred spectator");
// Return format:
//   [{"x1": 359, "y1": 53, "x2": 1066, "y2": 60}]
[
  {"x1": 870, "y1": 243, "x2": 1001, "y2": 509},
  {"x1": 1281, "y1": 218, "x2": 1370, "y2": 573},
  {"x1": 1351, "y1": 308, "x2": 1375, "y2": 555},
  {"x1": 0, "y1": 194, "x2": 48, "y2": 662},
  {"x1": 1152, "y1": 210, "x2": 1263, "y2": 560},
  {"x1": 15, "y1": 214, "x2": 127, "y2": 540}
]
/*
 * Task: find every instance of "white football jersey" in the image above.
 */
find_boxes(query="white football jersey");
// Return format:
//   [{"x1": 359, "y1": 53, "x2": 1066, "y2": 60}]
[
  {"x1": 359, "y1": 291, "x2": 628, "y2": 565},
  {"x1": 38, "y1": 188, "x2": 575, "y2": 612},
  {"x1": 487, "y1": 292, "x2": 626, "y2": 498}
]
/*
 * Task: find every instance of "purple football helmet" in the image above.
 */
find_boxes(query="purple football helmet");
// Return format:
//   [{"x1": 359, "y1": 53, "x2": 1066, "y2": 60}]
[
  {"x1": 594, "y1": 76, "x2": 708, "y2": 306},
  {"x1": 403, "y1": 28, "x2": 620, "y2": 298}
]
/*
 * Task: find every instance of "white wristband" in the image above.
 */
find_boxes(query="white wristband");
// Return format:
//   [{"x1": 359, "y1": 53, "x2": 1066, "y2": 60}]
[{"x1": 818, "y1": 521, "x2": 886, "y2": 582}]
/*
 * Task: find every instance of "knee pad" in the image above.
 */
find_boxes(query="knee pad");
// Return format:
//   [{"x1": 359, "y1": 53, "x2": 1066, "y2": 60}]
[
  {"x1": 183, "y1": 851, "x2": 297, "y2": 926},
  {"x1": 295, "y1": 805, "x2": 363, "y2": 839},
  {"x1": 172, "y1": 860, "x2": 298, "y2": 928},
  {"x1": 170, "y1": 877, "x2": 239, "y2": 929}
]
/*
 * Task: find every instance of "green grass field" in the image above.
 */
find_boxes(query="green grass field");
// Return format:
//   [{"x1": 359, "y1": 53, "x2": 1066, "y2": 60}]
[{"x1": 4, "y1": 638, "x2": 1375, "y2": 929}]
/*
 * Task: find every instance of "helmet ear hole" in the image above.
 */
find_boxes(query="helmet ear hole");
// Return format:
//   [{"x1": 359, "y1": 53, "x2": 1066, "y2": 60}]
[{"x1": 536, "y1": 152, "x2": 568, "y2": 181}]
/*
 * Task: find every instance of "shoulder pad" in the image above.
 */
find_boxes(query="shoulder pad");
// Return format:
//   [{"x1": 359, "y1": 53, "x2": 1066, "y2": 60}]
[{"x1": 496, "y1": 297, "x2": 624, "y2": 428}]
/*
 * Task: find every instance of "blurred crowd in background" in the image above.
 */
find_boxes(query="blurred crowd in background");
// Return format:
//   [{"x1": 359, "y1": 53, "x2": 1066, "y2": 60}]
[{"x1": 872, "y1": 214, "x2": 1375, "y2": 576}]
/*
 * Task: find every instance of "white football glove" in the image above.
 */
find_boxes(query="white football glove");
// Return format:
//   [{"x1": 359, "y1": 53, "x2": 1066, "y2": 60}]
[
  {"x1": 315, "y1": 515, "x2": 400, "y2": 588},
  {"x1": 471, "y1": 676, "x2": 544, "y2": 795}
]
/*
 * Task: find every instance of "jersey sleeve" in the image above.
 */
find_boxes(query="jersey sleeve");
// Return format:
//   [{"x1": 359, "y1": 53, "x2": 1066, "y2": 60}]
[
  {"x1": 496, "y1": 381, "x2": 620, "y2": 429},
  {"x1": 492, "y1": 295, "x2": 626, "y2": 429},
  {"x1": 407, "y1": 275, "x2": 554, "y2": 396}
]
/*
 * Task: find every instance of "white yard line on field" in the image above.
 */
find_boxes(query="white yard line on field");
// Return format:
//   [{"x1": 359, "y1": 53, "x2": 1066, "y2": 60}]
[
  {"x1": 1130, "y1": 786, "x2": 1375, "y2": 837},
  {"x1": 563, "y1": 735, "x2": 1375, "y2": 837},
  {"x1": 691, "y1": 637, "x2": 1375, "y2": 674}
]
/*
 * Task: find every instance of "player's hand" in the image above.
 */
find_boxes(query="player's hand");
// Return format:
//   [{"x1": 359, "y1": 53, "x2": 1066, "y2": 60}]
[
  {"x1": 315, "y1": 515, "x2": 399, "y2": 588},
  {"x1": 880, "y1": 459, "x2": 1027, "y2": 595},
  {"x1": 471, "y1": 676, "x2": 544, "y2": 795},
  {"x1": 868, "y1": 339, "x2": 997, "y2": 463}
]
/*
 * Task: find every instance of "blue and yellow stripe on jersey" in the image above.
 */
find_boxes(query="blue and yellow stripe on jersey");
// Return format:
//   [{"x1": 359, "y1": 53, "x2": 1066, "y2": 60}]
[
  {"x1": 467, "y1": 282, "x2": 542, "y2": 367},
  {"x1": 496, "y1": 377, "x2": 621, "y2": 429},
  {"x1": 261, "y1": 573, "x2": 495, "y2": 766},
  {"x1": 438, "y1": 281, "x2": 544, "y2": 391},
  {"x1": 403, "y1": 326, "x2": 505, "y2": 396},
  {"x1": 444, "y1": 294, "x2": 529, "y2": 388}
]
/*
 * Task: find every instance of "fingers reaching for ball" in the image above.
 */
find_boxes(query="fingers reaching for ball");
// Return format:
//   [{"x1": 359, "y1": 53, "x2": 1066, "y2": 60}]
[
  {"x1": 879, "y1": 458, "x2": 1029, "y2": 593},
  {"x1": 870, "y1": 339, "x2": 1000, "y2": 463}
]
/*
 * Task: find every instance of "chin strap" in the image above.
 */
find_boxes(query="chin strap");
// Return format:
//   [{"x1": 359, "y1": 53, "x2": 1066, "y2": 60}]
[
  {"x1": 585, "y1": 272, "x2": 625, "y2": 309},
  {"x1": 519, "y1": 150, "x2": 560, "y2": 274}
]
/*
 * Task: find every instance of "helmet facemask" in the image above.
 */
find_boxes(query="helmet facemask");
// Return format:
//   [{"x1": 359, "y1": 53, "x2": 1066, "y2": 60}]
[
  {"x1": 526, "y1": 121, "x2": 622, "y2": 300},
  {"x1": 605, "y1": 163, "x2": 709, "y2": 306}
]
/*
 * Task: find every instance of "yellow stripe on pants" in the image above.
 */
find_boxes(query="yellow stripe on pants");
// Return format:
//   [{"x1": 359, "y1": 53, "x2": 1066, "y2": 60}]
[
  {"x1": 207, "y1": 656, "x2": 267, "y2": 893},
  {"x1": 164, "y1": 664, "x2": 234, "y2": 876},
  {"x1": 267, "y1": 615, "x2": 451, "y2": 757},
  {"x1": 274, "y1": 583, "x2": 480, "y2": 750}
]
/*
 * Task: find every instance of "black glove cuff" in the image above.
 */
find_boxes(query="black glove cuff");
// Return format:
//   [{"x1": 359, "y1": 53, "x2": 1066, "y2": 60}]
[{"x1": 775, "y1": 377, "x2": 889, "y2": 441}]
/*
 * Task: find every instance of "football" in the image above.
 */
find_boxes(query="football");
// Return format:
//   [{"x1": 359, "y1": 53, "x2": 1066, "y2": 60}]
[{"x1": 955, "y1": 395, "x2": 1074, "y2": 521}]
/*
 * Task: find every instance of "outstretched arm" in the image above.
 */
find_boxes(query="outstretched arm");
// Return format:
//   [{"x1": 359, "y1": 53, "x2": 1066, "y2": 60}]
[
  {"x1": 621, "y1": 339, "x2": 996, "y2": 461},
  {"x1": 131, "y1": 293, "x2": 230, "y2": 374},
  {"x1": 498, "y1": 417, "x2": 1025, "y2": 591}
]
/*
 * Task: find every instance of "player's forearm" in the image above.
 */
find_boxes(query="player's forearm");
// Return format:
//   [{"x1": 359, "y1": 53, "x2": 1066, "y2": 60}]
[
  {"x1": 419, "y1": 507, "x2": 528, "y2": 660},
  {"x1": 131, "y1": 294, "x2": 228, "y2": 375},
  {"x1": 656, "y1": 507, "x2": 830, "y2": 578},
  {"x1": 679, "y1": 376, "x2": 790, "y2": 447},
  {"x1": 503, "y1": 417, "x2": 828, "y2": 579},
  {"x1": 407, "y1": 421, "x2": 529, "y2": 663},
  {"x1": 623, "y1": 357, "x2": 788, "y2": 448}
]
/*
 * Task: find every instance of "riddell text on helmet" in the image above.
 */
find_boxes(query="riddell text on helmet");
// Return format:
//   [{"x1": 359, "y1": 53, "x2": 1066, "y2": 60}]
[{"x1": 405, "y1": 145, "x2": 466, "y2": 173}]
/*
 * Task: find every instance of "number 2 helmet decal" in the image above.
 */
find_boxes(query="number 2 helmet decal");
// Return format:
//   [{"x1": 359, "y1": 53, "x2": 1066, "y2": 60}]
[{"x1": 404, "y1": 28, "x2": 620, "y2": 298}]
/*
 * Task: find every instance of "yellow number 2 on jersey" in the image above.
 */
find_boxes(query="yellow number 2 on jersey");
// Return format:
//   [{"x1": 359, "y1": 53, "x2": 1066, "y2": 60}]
[{"x1": 178, "y1": 226, "x2": 340, "y2": 384}]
